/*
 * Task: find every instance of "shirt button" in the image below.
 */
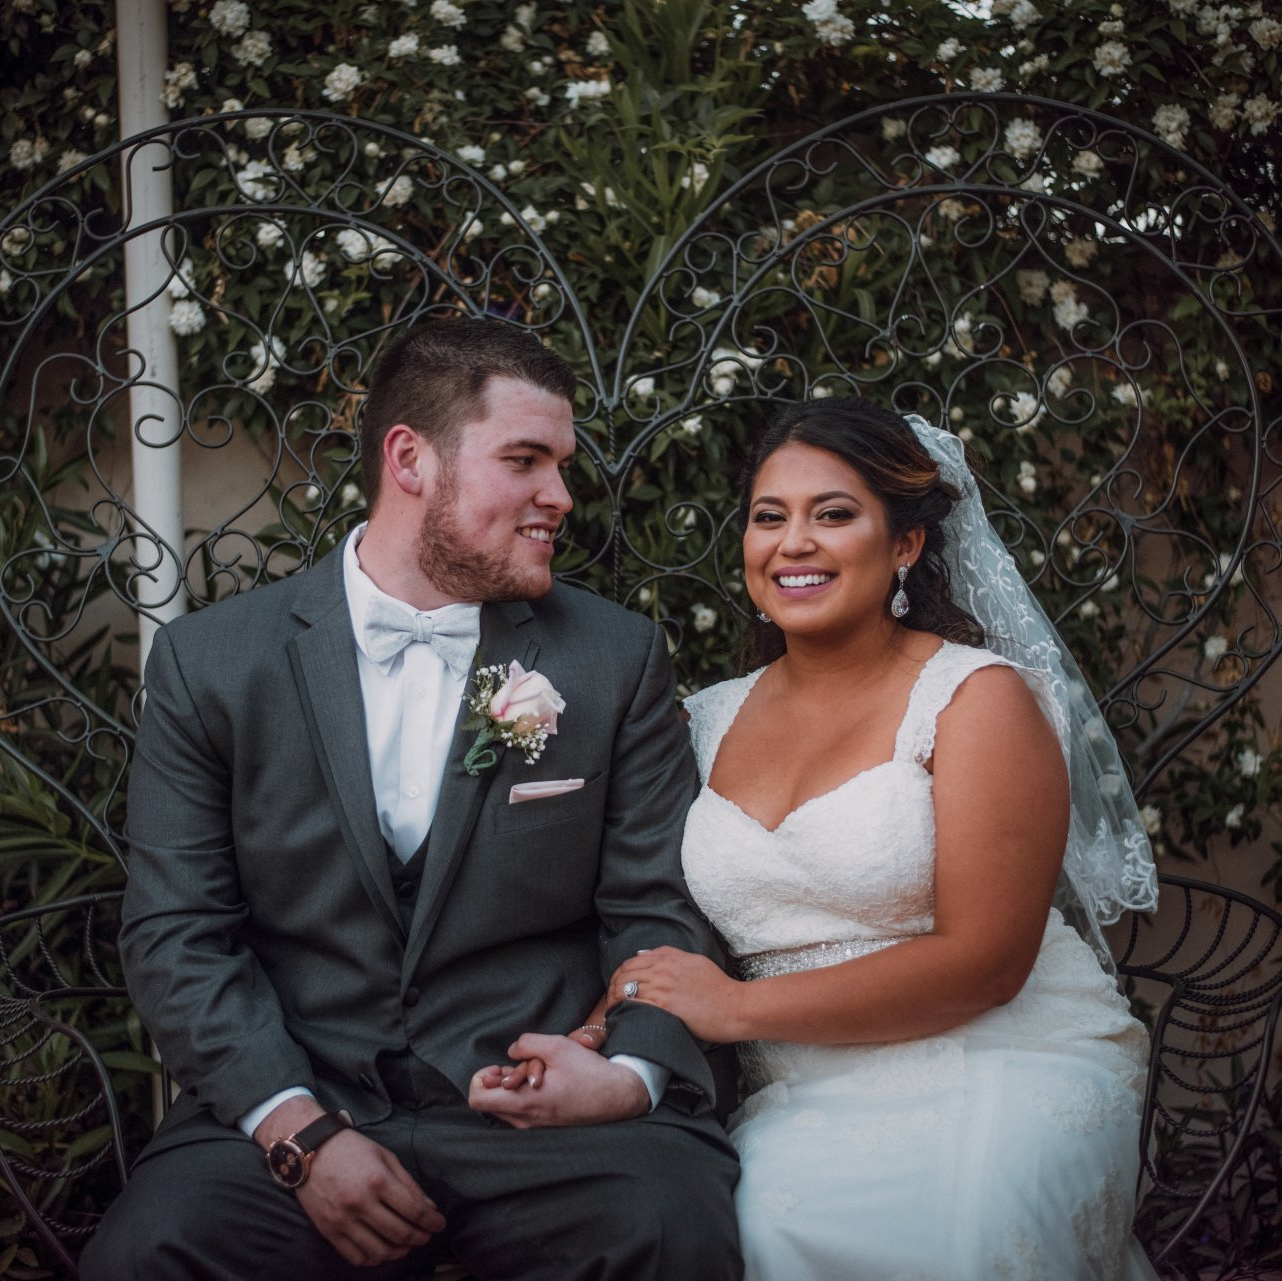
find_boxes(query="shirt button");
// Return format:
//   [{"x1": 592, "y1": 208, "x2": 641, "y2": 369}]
[
  {"x1": 395, "y1": 879, "x2": 416, "y2": 899},
  {"x1": 411, "y1": 683, "x2": 427, "y2": 697},
  {"x1": 403, "y1": 986, "x2": 421, "y2": 1008},
  {"x1": 405, "y1": 784, "x2": 421, "y2": 799}
]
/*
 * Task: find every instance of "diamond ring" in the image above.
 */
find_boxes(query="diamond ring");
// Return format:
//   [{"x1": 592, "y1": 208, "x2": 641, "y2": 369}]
[{"x1": 622, "y1": 980, "x2": 639, "y2": 999}]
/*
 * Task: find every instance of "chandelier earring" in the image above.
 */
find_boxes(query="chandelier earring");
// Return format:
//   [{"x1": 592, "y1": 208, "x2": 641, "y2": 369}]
[{"x1": 890, "y1": 564, "x2": 911, "y2": 619}]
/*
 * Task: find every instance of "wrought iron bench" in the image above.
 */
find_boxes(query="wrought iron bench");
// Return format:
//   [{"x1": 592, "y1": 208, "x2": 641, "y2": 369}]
[{"x1": 2, "y1": 874, "x2": 1279, "y2": 1278}]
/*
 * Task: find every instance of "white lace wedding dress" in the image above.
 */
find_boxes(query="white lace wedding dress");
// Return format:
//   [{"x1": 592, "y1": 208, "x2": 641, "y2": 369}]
[{"x1": 683, "y1": 643, "x2": 1160, "y2": 1281}]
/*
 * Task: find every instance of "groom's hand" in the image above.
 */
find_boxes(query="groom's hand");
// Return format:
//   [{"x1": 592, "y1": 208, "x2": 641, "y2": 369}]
[
  {"x1": 468, "y1": 1033, "x2": 649, "y2": 1128},
  {"x1": 254, "y1": 1098, "x2": 444, "y2": 1266}
]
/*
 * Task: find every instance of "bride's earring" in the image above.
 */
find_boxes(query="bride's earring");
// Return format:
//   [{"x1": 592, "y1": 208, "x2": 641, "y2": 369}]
[
  {"x1": 756, "y1": 610, "x2": 773, "y2": 624},
  {"x1": 891, "y1": 564, "x2": 910, "y2": 619}
]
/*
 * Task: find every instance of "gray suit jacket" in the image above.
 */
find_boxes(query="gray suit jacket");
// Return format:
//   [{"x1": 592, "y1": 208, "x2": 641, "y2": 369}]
[{"x1": 121, "y1": 547, "x2": 714, "y2": 1147}]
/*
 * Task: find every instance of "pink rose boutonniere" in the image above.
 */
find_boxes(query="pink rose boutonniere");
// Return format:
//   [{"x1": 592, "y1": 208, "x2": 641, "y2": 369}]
[{"x1": 462, "y1": 660, "x2": 566, "y2": 776}]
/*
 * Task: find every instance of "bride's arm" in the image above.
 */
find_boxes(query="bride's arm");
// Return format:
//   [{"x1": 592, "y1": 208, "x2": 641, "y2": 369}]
[{"x1": 609, "y1": 665, "x2": 1069, "y2": 1046}]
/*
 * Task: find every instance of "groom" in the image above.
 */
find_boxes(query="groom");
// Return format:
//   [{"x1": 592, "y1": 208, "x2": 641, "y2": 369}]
[{"x1": 81, "y1": 317, "x2": 741, "y2": 1280}]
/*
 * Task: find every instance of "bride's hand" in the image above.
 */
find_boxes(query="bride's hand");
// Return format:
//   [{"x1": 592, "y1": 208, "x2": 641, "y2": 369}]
[{"x1": 609, "y1": 947, "x2": 743, "y2": 1043}]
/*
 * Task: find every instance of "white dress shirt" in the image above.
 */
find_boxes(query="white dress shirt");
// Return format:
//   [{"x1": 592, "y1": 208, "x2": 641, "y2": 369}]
[{"x1": 239, "y1": 528, "x2": 664, "y2": 1136}]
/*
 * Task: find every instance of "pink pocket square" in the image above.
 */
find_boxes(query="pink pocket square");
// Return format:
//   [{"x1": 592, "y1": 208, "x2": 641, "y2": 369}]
[{"x1": 508, "y1": 779, "x2": 585, "y2": 805}]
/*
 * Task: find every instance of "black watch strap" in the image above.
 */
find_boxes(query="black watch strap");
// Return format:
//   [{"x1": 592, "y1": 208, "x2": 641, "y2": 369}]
[{"x1": 293, "y1": 1109, "x2": 353, "y2": 1155}]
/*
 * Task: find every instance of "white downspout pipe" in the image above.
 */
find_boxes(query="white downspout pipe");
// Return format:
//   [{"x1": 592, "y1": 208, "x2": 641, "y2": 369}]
[
  {"x1": 116, "y1": 0, "x2": 185, "y2": 673},
  {"x1": 115, "y1": 0, "x2": 184, "y2": 1126}
]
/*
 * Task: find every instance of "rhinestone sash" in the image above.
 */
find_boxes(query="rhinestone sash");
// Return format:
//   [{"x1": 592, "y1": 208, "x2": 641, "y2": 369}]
[{"x1": 736, "y1": 934, "x2": 919, "y2": 981}]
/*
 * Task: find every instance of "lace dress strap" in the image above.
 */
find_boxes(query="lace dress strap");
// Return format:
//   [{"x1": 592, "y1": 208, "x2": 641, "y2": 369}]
[
  {"x1": 892, "y1": 643, "x2": 1014, "y2": 767},
  {"x1": 683, "y1": 669, "x2": 765, "y2": 785}
]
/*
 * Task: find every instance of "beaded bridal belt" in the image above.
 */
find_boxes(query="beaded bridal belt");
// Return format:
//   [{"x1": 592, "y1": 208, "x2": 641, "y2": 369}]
[{"x1": 736, "y1": 934, "x2": 919, "y2": 981}]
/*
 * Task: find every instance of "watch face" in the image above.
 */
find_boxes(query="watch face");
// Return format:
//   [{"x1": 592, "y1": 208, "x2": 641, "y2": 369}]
[{"x1": 267, "y1": 1138, "x2": 308, "y2": 1189}]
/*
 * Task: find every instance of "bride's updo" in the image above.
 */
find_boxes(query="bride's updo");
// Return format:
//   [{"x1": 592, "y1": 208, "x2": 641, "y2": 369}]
[{"x1": 738, "y1": 398, "x2": 984, "y2": 669}]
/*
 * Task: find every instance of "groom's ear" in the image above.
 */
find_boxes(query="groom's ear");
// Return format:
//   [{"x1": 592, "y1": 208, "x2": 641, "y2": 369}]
[{"x1": 382, "y1": 423, "x2": 436, "y2": 497}]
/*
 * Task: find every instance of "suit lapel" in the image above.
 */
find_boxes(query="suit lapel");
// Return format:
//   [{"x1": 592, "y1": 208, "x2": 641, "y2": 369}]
[
  {"x1": 287, "y1": 551, "x2": 402, "y2": 937},
  {"x1": 402, "y1": 599, "x2": 536, "y2": 981}
]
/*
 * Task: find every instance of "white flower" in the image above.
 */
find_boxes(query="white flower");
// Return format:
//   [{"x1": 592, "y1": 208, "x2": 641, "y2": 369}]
[
  {"x1": 520, "y1": 205, "x2": 548, "y2": 233},
  {"x1": 427, "y1": 43, "x2": 461, "y2": 65},
  {"x1": 380, "y1": 174, "x2": 415, "y2": 207},
  {"x1": 1004, "y1": 118, "x2": 1043, "y2": 161},
  {"x1": 1051, "y1": 280, "x2": 1089, "y2": 332},
  {"x1": 256, "y1": 219, "x2": 285, "y2": 249},
  {"x1": 323, "y1": 63, "x2": 362, "y2": 103},
  {"x1": 628, "y1": 376, "x2": 656, "y2": 399},
  {"x1": 564, "y1": 79, "x2": 612, "y2": 106},
  {"x1": 1210, "y1": 92, "x2": 1240, "y2": 130},
  {"x1": 166, "y1": 256, "x2": 197, "y2": 299},
  {"x1": 284, "y1": 250, "x2": 325, "y2": 289},
  {"x1": 457, "y1": 144, "x2": 486, "y2": 165},
  {"x1": 388, "y1": 33, "x2": 420, "y2": 58},
  {"x1": 247, "y1": 335, "x2": 285, "y2": 392},
  {"x1": 221, "y1": 98, "x2": 244, "y2": 116},
  {"x1": 969, "y1": 67, "x2": 1005, "y2": 92},
  {"x1": 56, "y1": 148, "x2": 89, "y2": 174},
  {"x1": 336, "y1": 228, "x2": 399, "y2": 264},
  {"x1": 681, "y1": 415, "x2": 704, "y2": 436},
  {"x1": 1009, "y1": 0, "x2": 1041, "y2": 29},
  {"x1": 1243, "y1": 94, "x2": 1279, "y2": 135},
  {"x1": 231, "y1": 29, "x2": 272, "y2": 66},
  {"x1": 1005, "y1": 391, "x2": 1043, "y2": 432},
  {"x1": 1017, "y1": 269, "x2": 1050, "y2": 304},
  {"x1": 1215, "y1": 358, "x2": 1231, "y2": 380},
  {"x1": 430, "y1": 0, "x2": 466, "y2": 27},
  {"x1": 711, "y1": 375, "x2": 736, "y2": 396},
  {"x1": 1203, "y1": 634, "x2": 1228, "y2": 661},
  {"x1": 459, "y1": 215, "x2": 484, "y2": 240},
  {"x1": 531, "y1": 282, "x2": 554, "y2": 301},
  {"x1": 580, "y1": 180, "x2": 620, "y2": 208},
  {"x1": 1064, "y1": 236, "x2": 1098, "y2": 268},
  {"x1": 488, "y1": 163, "x2": 508, "y2": 181},
  {"x1": 161, "y1": 61, "x2": 197, "y2": 108},
  {"x1": 936, "y1": 37, "x2": 962, "y2": 62},
  {"x1": 1018, "y1": 460, "x2": 1038, "y2": 494},
  {"x1": 692, "y1": 287, "x2": 721, "y2": 308},
  {"x1": 282, "y1": 141, "x2": 317, "y2": 172},
  {"x1": 1029, "y1": 547, "x2": 1045, "y2": 566},
  {"x1": 1078, "y1": 599, "x2": 1101, "y2": 619},
  {"x1": 1237, "y1": 747, "x2": 1263, "y2": 778},
  {"x1": 1093, "y1": 39, "x2": 1131, "y2": 77},
  {"x1": 680, "y1": 161, "x2": 711, "y2": 192},
  {"x1": 1249, "y1": 16, "x2": 1281, "y2": 48},
  {"x1": 524, "y1": 86, "x2": 551, "y2": 107},
  {"x1": 946, "y1": 312, "x2": 976, "y2": 357},
  {"x1": 1140, "y1": 804, "x2": 1162, "y2": 836},
  {"x1": 73, "y1": 48, "x2": 94, "y2": 68},
  {"x1": 499, "y1": 25, "x2": 526, "y2": 52},
  {"x1": 691, "y1": 604, "x2": 718, "y2": 633},
  {"x1": 586, "y1": 30, "x2": 610, "y2": 58},
  {"x1": 1168, "y1": 0, "x2": 1196, "y2": 12},
  {"x1": 9, "y1": 138, "x2": 41, "y2": 170},
  {"x1": 209, "y1": 0, "x2": 250, "y2": 37},
  {"x1": 1072, "y1": 149, "x2": 1104, "y2": 179},
  {"x1": 1112, "y1": 383, "x2": 1142, "y2": 408},
  {"x1": 507, "y1": 159, "x2": 526, "y2": 175},
  {"x1": 0, "y1": 268, "x2": 13, "y2": 295},
  {"x1": 1100, "y1": 18, "x2": 1125, "y2": 35},
  {"x1": 234, "y1": 158, "x2": 277, "y2": 202},
  {"x1": 881, "y1": 117, "x2": 908, "y2": 141},
  {"x1": 1018, "y1": 53, "x2": 1050, "y2": 77},
  {"x1": 244, "y1": 115, "x2": 274, "y2": 140},
  {"x1": 925, "y1": 144, "x2": 960, "y2": 170},
  {"x1": 1047, "y1": 366, "x2": 1073, "y2": 398},
  {"x1": 168, "y1": 299, "x2": 206, "y2": 335},
  {"x1": 1152, "y1": 104, "x2": 1190, "y2": 149},
  {"x1": 1224, "y1": 803, "x2": 1244, "y2": 829}
]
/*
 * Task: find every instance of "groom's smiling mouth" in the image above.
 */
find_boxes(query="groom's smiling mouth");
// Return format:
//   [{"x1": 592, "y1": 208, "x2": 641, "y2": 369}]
[{"x1": 518, "y1": 524, "x2": 557, "y2": 545}]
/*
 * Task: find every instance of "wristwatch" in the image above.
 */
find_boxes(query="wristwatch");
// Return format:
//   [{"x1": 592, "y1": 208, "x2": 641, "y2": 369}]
[{"x1": 265, "y1": 1109, "x2": 353, "y2": 1189}]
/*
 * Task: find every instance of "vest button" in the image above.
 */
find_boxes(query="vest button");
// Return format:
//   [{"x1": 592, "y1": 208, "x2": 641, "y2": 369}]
[
  {"x1": 395, "y1": 879, "x2": 415, "y2": 899},
  {"x1": 403, "y1": 986, "x2": 421, "y2": 1008},
  {"x1": 358, "y1": 1072, "x2": 376, "y2": 1092}
]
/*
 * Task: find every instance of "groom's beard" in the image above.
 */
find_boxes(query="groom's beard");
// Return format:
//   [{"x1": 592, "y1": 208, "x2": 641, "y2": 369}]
[{"x1": 416, "y1": 472, "x2": 554, "y2": 603}]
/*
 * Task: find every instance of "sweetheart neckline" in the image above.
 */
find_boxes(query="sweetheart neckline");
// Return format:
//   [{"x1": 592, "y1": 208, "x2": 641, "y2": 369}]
[{"x1": 704, "y1": 758, "x2": 928, "y2": 835}]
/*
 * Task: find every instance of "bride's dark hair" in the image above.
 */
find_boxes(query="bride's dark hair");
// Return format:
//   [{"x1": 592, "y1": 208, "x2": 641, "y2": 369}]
[{"x1": 738, "y1": 397, "x2": 984, "y2": 671}]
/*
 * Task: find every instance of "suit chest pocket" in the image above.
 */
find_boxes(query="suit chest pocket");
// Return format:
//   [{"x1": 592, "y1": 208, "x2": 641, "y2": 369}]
[{"x1": 487, "y1": 770, "x2": 606, "y2": 835}]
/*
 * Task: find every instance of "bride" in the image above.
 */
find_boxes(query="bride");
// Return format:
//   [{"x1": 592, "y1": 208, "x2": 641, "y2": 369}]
[{"x1": 604, "y1": 398, "x2": 1162, "y2": 1281}]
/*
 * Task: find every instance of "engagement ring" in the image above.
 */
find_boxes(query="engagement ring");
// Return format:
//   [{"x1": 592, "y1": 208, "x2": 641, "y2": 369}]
[{"x1": 623, "y1": 980, "x2": 639, "y2": 999}]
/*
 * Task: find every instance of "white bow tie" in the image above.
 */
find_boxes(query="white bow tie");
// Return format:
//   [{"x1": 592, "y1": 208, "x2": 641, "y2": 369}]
[{"x1": 362, "y1": 597, "x2": 479, "y2": 678}]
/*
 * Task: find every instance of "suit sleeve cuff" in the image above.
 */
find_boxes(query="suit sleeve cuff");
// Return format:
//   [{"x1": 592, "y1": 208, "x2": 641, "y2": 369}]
[
  {"x1": 236, "y1": 1086, "x2": 315, "y2": 1139},
  {"x1": 608, "y1": 1054, "x2": 670, "y2": 1112}
]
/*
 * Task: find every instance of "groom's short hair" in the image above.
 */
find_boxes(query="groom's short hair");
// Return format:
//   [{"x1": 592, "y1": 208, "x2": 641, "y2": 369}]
[{"x1": 359, "y1": 315, "x2": 577, "y2": 508}]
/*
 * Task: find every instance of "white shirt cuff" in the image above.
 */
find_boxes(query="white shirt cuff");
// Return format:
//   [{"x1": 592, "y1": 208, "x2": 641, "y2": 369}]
[
  {"x1": 608, "y1": 1054, "x2": 670, "y2": 1111},
  {"x1": 237, "y1": 1086, "x2": 315, "y2": 1139}
]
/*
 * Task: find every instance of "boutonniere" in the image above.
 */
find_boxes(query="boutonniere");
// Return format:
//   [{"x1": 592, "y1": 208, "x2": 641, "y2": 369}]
[{"x1": 461, "y1": 660, "x2": 566, "y2": 776}]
